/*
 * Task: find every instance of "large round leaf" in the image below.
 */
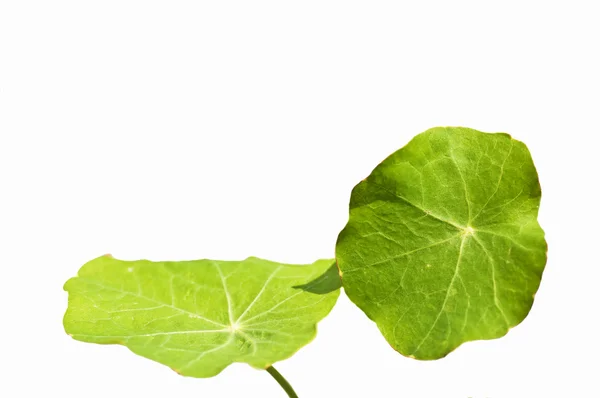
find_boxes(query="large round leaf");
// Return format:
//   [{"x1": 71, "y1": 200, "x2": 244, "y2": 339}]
[
  {"x1": 336, "y1": 127, "x2": 547, "y2": 360},
  {"x1": 64, "y1": 255, "x2": 340, "y2": 377}
]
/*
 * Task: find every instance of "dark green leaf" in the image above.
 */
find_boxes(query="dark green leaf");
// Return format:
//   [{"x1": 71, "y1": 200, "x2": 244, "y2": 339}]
[{"x1": 336, "y1": 127, "x2": 547, "y2": 359}]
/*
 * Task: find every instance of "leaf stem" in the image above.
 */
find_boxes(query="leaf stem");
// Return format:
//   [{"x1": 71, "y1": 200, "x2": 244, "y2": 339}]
[{"x1": 266, "y1": 366, "x2": 299, "y2": 398}]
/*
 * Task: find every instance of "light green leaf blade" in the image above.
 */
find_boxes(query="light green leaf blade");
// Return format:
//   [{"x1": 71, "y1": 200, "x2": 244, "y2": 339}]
[
  {"x1": 64, "y1": 255, "x2": 340, "y2": 377},
  {"x1": 336, "y1": 126, "x2": 547, "y2": 360}
]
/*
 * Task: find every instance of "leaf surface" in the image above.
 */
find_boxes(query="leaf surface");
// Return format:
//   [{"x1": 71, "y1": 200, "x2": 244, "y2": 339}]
[
  {"x1": 336, "y1": 127, "x2": 547, "y2": 359},
  {"x1": 64, "y1": 256, "x2": 340, "y2": 377}
]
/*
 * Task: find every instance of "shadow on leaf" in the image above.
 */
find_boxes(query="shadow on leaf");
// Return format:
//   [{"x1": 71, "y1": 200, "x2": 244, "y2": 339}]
[{"x1": 293, "y1": 262, "x2": 341, "y2": 294}]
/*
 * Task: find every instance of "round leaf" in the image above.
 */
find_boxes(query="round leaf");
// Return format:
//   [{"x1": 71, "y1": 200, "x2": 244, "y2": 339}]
[
  {"x1": 336, "y1": 127, "x2": 547, "y2": 359},
  {"x1": 64, "y1": 255, "x2": 340, "y2": 377}
]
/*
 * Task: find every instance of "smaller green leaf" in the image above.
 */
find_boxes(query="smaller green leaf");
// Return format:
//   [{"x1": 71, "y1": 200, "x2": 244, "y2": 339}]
[{"x1": 64, "y1": 255, "x2": 340, "y2": 378}]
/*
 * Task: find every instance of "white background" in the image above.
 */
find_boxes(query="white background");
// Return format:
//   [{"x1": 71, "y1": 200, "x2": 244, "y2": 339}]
[{"x1": 1, "y1": 1, "x2": 599, "y2": 397}]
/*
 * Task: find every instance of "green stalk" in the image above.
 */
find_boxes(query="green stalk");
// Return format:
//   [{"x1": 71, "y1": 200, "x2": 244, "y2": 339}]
[{"x1": 266, "y1": 366, "x2": 299, "y2": 398}]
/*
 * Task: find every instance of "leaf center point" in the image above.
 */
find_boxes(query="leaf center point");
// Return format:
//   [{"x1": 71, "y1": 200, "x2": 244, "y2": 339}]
[
  {"x1": 462, "y1": 226, "x2": 475, "y2": 236},
  {"x1": 229, "y1": 321, "x2": 242, "y2": 332}
]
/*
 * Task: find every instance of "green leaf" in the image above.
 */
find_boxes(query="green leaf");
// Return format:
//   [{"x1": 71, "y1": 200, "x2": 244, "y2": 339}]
[
  {"x1": 336, "y1": 127, "x2": 547, "y2": 360},
  {"x1": 63, "y1": 255, "x2": 340, "y2": 377}
]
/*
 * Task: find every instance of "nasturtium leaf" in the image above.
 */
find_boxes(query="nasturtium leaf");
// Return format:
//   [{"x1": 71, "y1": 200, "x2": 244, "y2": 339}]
[
  {"x1": 336, "y1": 127, "x2": 547, "y2": 360},
  {"x1": 64, "y1": 255, "x2": 340, "y2": 377}
]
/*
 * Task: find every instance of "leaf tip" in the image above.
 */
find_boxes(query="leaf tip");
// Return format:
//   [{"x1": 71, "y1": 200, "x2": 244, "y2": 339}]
[{"x1": 103, "y1": 253, "x2": 113, "y2": 258}]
